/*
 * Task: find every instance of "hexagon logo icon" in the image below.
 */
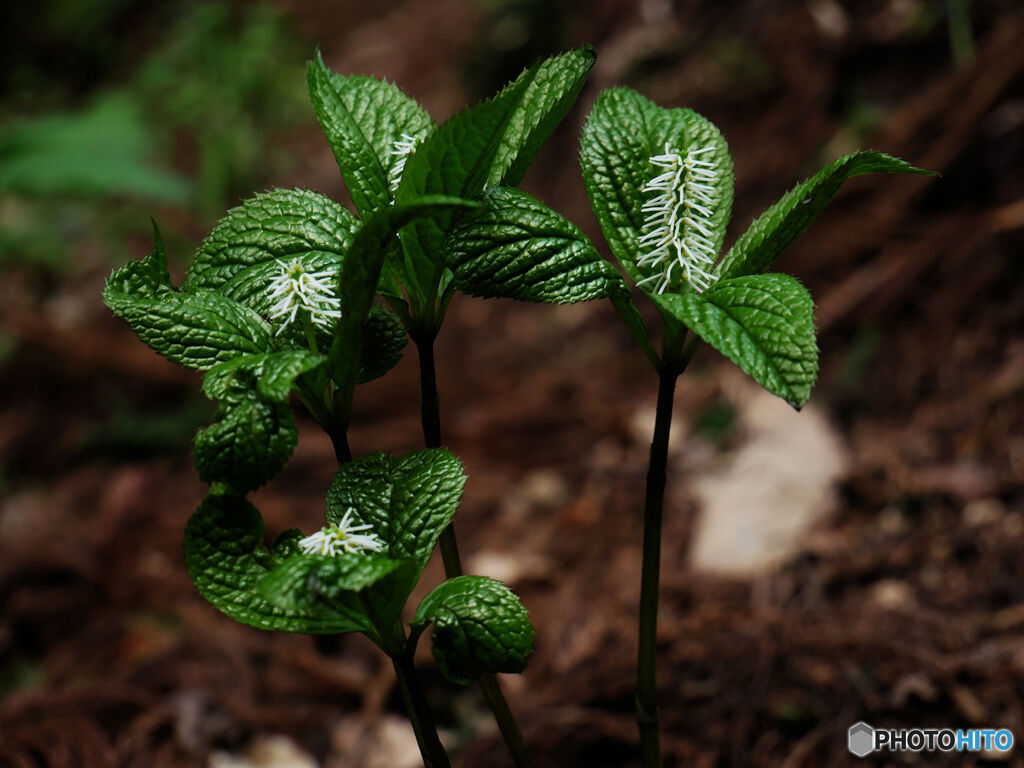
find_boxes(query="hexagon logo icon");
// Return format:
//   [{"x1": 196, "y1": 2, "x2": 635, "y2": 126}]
[{"x1": 848, "y1": 722, "x2": 875, "y2": 757}]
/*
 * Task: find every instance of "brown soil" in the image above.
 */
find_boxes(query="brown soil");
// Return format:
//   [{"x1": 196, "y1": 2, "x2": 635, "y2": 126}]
[{"x1": 2, "y1": 2, "x2": 1023, "y2": 767}]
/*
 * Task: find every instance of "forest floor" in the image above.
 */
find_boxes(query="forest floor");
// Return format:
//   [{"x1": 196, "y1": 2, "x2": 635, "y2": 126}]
[{"x1": 1, "y1": 2, "x2": 1023, "y2": 766}]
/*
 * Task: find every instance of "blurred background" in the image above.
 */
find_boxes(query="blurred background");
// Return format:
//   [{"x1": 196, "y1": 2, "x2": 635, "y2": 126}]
[{"x1": 1, "y1": 1, "x2": 1022, "y2": 766}]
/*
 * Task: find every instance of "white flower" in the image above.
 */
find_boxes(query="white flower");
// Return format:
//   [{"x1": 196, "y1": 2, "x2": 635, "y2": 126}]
[
  {"x1": 636, "y1": 143, "x2": 720, "y2": 295},
  {"x1": 297, "y1": 508, "x2": 384, "y2": 556},
  {"x1": 389, "y1": 132, "x2": 420, "y2": 193},
  {"x1": 266, "y1": 258, "x2": 342, "y2": 335}
]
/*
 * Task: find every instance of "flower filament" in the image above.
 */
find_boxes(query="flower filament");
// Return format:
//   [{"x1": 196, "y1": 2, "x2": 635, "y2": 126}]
[
  {"x1": 266, "y1": 258, "x2": 342, "y2": 336},
  {"x1": 298, "y1": 508, "x2": 384, "y2": 556},
  {"x1": 389, "y1": 132, "x2": 420, "y2": 194},
  {"x1": 637, "y1": 143, "x2": 719, "y2": 294}
]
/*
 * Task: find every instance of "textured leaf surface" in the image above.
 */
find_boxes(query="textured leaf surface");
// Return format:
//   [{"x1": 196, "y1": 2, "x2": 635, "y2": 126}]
[
  {"x1": 357, "y1": 306, "x2": 407, "y2": 384},
  {"x1": 184, "y1": 488, "x2": 368, "y2": 634},
  {"x1": 256, "y1": 552, "x2": 407, "y2": 626},
  {"x1": 413, "y1": 575, "x2": 534, "y2": 684},
  {"x1": 203, "y1": 350, "x2": 324, "y2": 403},
  {"x1": 107, "y1": 220, "x2": 173, "y2": 295},
  {"x1": 105, "y1": 277, "x2": 272, "y2": 372},
  {"x1": 716, "y1": 151, "x2": 932, "y2": 280},
  {"x1": 184, "y1": 188, "x2": 358, "y2": 295},
  {"x1": 308, "y1": 52, "x2": 433, "y2": 215},
  {"x1": 579, "y1": 87, "x2": 733, "y2": 297},
  {"x1": 325, "y1": 449, "x2": 466, "y2": 573},
  {"x1": 662, "y1": 273, "x2": 818, "y2": 408},
  {"x1": 328, "y1": 197, "x2": 474, "y2": 400},
  {"x1": 193, "y1": 394, "x2": 296, "y2": 493},
  {"x1": 486, "y1": 46, "x2": 595, "y2": 188},
  {"x1": 444, "y1": 187, "x2": 625, "y2": 303},
  {"x1": 195, "y1": 351, "x2": 323, "y2": 492},
  {"x1": 393, "y1": 71, "x2": 535, "y2": 302}
]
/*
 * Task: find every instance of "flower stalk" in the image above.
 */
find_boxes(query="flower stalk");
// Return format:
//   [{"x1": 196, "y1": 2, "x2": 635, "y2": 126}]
[{"x1": 413, "y1": 331, "x2": 533, "y2": 768}]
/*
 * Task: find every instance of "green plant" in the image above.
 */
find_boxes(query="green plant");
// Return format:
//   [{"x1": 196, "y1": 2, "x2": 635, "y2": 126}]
[
  {"x1": 104, "y1": 43, "x2": 931, "y2": 768},
  {"x1": 103, "y1": 46, "x2": 605, "y2": 768},
  {"x1": 577, "y1": 88, "x2": 932, "y2": 767}
]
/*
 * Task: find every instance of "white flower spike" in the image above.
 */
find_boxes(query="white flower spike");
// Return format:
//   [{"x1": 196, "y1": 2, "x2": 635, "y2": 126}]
[
  {"x1": 266, "y1": 258, "x2": 342, "y2": 335},
  {"x1": 297, "y1": 508, "x2": 385, "y2": 557},
  {"x1": 389, "y1": 132, "x2": 420, "y2": 193},
  {"x1": 637, "y1": 143, "x2": 720, "y2": 295}
]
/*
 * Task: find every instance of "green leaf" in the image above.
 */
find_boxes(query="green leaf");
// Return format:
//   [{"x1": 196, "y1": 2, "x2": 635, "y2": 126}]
[
  {"x1": 328, "y1": 197, "x2": 476, "y2": 404},
  {"x1": 307, "y1": 52, "x2": 433, "y2": 215},
  {"x1": 580, "y1": 87, "x2": 734, "y2": 298},
  {"x1": 486, "y1": 45, "x2": 596, "y2": 188},
  {"x1": 661, "y1": 273, "x2": 818, "y2": 408},
  {"x1": 413, "y1": 575, "x2": 534, "y2": 685},
  {"x1": 715, "y1": 151, "x2": 933, "y2": 280},
  {"x1": 184, "y1": 487, "x2": 368, "y2": 634},
  {"x1": 357, "y1": 306, "x2": 407, "y2": 384},
  {"x1": 256, "y1": 552, "x2": 405, "y2": 623},
  {"x1": 107, "y1": 220, "x2": 173, "y2": 295},
  {"x1": 394, "y1": 69, "x2": 538, "y2": 305},
  {"x1": 193, "y1": 394, "x2": 296, "y2": 492},
  {"x1": 443, "y1": 186, "x2": 625, "y2": 303},
  {"x1": 104, "y1": 230, "x2": 273, "y2": 370},
  {"x1": 105, "y1": 289, "x2": 273, "y2": 370},
  {"x1": 203, "y1": 350, "x2": 325, "y2": 403},
  {"x1": 325, "y1": 449, "x2": 466, "y2": 573},
  {"x1": 196, "y1": 351, "x2": 325, "y2": 492},
  {"x1": 184, "y1": 188, "x2": 358, "y2": 295}
]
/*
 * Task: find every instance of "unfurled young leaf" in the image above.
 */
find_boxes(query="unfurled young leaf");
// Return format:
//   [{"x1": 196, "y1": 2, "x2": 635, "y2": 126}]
[
  {"x1": 715, "y1": 151, "x2": 933, "y2": 281},
  {"x1": 444, "y1": 186, "x2": 625, "y2": 304},
  {"x1": 325, "y1": 449, "x2": 466, "y2": 573},
  {"x1": 580, "y1": 87, "x2": 733, "y2": 299},
  {"x1": 195, "y1": 352, "x2": 322, "y2": 492},
  {"x1": 392, "y1": 47, "x2": 595, "y2": 312},
  {"x1": 328, "y1": 196, "x2": 476, "y2": 403},
  {"x1": 104, "y1": 228, "x2": 274, "y2": 370},
  {"x1": 307, "y1": 52, "x2": 434, "y2": 215},
  {"x1": 184, "y1": 487, "x2": 369, "y2": 634},
  {"x1": 486, "y1": 45, "x2": 596, "y2": 188},
  {"x1": 203, "y1": 350, "x2": 325, "y2": 404},
  {"x1": 393, "y1": 71, "x2": 536, "y2": 303},
  {"x1": 256, "y1": 551, "x2": 416, "y2": 633},
  {"x1": 193, "y1": 394, "x2": 296, "y2": 492},
  {"x1": 413, "y1": 575, "x2": 534, "y2": 684},
  {"x1": 660, "y1": 273, "x2": 818, "y2": 408},
  {"x1": 184, "y1": 188, "x2": 359, "y2": 295}
]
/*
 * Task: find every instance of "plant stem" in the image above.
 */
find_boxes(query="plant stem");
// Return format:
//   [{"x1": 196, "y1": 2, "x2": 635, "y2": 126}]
[
  {"x1": 636, "y1": 335, "x2": 699, "y2": 768},
  {"x1": 359, "y1": 597, "x2": 451, "y2": 768},
  {"x1": 328, "y1": 427, "x2": 352, "y2": 465},
  {"x1": 478, "y1": 672, "x2": 533, "y2": 768},
  {"x1": 636, "y1": 366, "x2": 676, "y2": 768},
  {"x1": 413, "y1": 332, "x2": 533, "y2": 768},
  {"x1": 413, "y1": 333, "x2": 461, "y2": 573},
  {"x1": 392, "y1": 650, "x2": 453, "y2": 768}
]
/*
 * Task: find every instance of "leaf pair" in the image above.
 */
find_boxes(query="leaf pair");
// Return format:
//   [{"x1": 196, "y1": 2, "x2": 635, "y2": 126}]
[
  {"x1": 579, "y1": 87, "x2": 932, "y2": 407},
  {"x1": 185, "y1": 448, "x2": 534, "y2": 683},
  {"x1": 104, "y1": 225, "x2": 274, "y2": 370},
  {"x1": 307, "y1": 46, "x2": 599, "y2": 318},
  {"x1": 185, "y1": 448, "x2": 466, "y2": 634}
]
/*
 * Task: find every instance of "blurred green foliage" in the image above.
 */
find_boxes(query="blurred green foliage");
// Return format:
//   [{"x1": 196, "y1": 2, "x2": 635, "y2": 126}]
[
  {"x1": 0, "y1": 1, "x2": 307, "y2": 269},
  {"x1": 0, "y1": 94, "x2": 189, "y2": 201},
  {"x1": 132, "y1": 2, "x2": 307, "y2": 214}
]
